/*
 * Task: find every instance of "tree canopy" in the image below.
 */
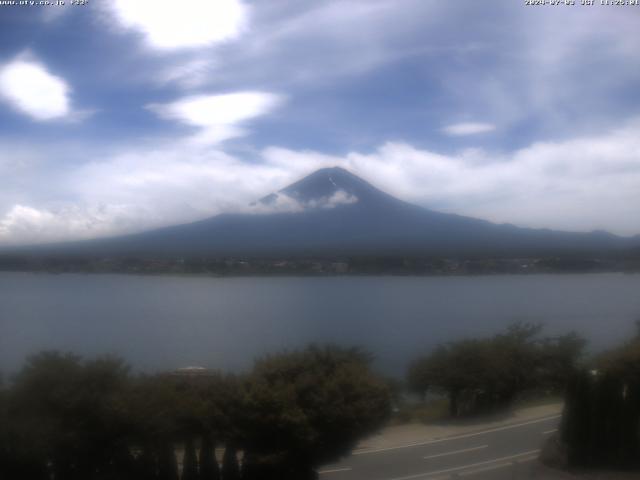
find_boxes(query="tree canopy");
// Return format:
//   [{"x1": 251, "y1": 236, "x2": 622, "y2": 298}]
[
  {"x1": 240, "y1": 345, "x2": 391, "y2": 479},
  {"x1": 408, "y1": 323, "x2": 585, "y2": 417},
  {"x1": 0, "y1": 345, "x2": 390, "y2": 480},
  {"x1": 561, "y1": 332, "x2": 640, "y2": 469}
]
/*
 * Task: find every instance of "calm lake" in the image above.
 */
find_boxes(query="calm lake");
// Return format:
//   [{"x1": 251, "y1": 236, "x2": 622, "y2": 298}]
[{"x1": 1, "y1": 272, "x2": 639, "y2": 376}]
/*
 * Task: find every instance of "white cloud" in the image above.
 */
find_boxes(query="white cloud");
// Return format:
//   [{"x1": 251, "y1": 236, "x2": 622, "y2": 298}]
[
  {"x1": 442, "y1": 122, "x2": 496, "y2": 136},
  {"x1": 320, "y1": 190, "x2": 358, "y2": 209},
  {"x1": 250, "y1": 189, "x2": 358, "y2": 215},
  {"x1": 0, "y1": 204, "x2": 141, "y2": 245},
  {"x1": 147, "y1": 92, "x2": 284, "y2": 145},
  {"x1": 263, "y1": 121, "x2": 640, "y2": 236},
  {"x1": 157, "y1": 59, "x2": 216, "y2": 89},
  {"x1": 0, "y1": 57, "x2": 70, "y2": 121},
  {"x1": 106, "y1": 0, "x2": 248, "y2": 50},
  {"x1": 40, "y1": 4, "x2": 69, "y2": 23},
  {"x1": 141, "y1": 0, "x2": 445, "y2": 90},
  {"x1": 249, "y1": 193, "x2": 305, "y2": 215},
  {"x1": 437, "y1": 5, "x2": 640, "y2": 133},
  {"x1": 0, "y1": 145, "x2": 280, "y2": 245}
]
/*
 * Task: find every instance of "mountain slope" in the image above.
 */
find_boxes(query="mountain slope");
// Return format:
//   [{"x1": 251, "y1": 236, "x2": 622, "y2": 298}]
[{"x1": 22, "y1": 167, "x2": 640, "y2": 257}]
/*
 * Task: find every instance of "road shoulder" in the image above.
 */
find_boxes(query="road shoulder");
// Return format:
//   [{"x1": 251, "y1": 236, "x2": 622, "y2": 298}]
[{"x1": 354, "y1": 403, "x2": 563, "y2": 455}]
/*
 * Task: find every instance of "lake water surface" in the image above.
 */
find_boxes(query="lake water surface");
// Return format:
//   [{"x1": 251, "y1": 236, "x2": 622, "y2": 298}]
[{"x1": 1, "y1": 272, "x2": 639, "y2": 376}]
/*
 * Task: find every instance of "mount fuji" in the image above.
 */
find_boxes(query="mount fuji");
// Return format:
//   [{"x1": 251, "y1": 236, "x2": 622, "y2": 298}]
[{"x1": 18, "y1": 167, "x2": 640, "y2": 258}]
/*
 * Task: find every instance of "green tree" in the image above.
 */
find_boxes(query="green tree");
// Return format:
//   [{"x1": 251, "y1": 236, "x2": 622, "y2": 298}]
[
  {"x1": 125, "y1": 370, "x2": 242, "y2": 480},
  {"x1": 182, "y1": 437, "x2": 199, "y2": 480},
  {"x1": 408, "y1": 323, "x2": 584, "y2": 418},
  {"x1": 8, "y1": 351, "x2": 133, "y2": 480},
  {"x1": 561, "y1": 368, "x2": 593, "y2": 466},
  {"x1": 221, "y1": 444, "x2": 240, "y2": 480},
  {"x1": 199, "y1": 432, "x2": 220, "y2": 480},
  {"x1": 240, "y1": 345, "x2": 390, "y2": 479},
  {"x1": 560, "y1": 333, "x2": 640, "y2": 470},
  {"x1": 408, "y1": 340, "x2": 498, "y2": 416},
  {"x1": 126, "y1": 375, "x2": 184, "y2": 480},
  {"x1": 538, "y1": 331, "x2": 586, "y2": 393}
]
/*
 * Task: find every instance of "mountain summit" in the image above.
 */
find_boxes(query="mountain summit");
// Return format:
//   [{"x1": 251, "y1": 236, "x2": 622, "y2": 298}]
[
  {"x1": 27, "y1": 168, "x2": 639, "y2": 257},
  {"x1": 258, "y1": 167, "x2": 398, "y2": 211},
  {"x1": 280, "y1": 167, "x2": 390, "y2": 203}
]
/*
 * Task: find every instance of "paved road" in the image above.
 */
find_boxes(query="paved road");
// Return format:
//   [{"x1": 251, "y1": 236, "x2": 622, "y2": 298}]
[{"x1": 318, "y1": 415, "x2": 561, "y2": 480}]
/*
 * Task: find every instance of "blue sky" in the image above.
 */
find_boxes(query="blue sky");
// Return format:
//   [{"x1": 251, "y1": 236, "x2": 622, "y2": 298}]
[{"x1": 0, "y1": 0, "x2": 639, "y2": 245}]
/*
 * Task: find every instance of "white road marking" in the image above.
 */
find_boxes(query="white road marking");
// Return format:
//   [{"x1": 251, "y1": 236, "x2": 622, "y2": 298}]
[
  {"x1": 458, "y1": 454, "x2": 538, "y2": 476},
  {"x1": 353, "y1": 415, "x2": 560, "y2": 455},
  {"x1": 384, "y1": 450, "x2": 540, "y2": 480},
  {"x1": 318, "y1": 467, "x2": 352, "y2": 475},
  {"x1": 423, "y1": 445, "x2": 488, "y2": 460},
  {"x1": 542, "y1": 429, "x2": 558, "y2": 434},
  {"x1": 458, "y1": 461, "x2": 512, "y2": 477}
]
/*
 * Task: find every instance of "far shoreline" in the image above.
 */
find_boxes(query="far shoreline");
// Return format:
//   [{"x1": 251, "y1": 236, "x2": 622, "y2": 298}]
[{"x1": 1, "y1": 268, "x2": 639, "y2": 279}]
